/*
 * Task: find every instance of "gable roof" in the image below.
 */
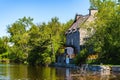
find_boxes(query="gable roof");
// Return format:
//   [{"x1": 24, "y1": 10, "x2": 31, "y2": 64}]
[
  {"x1": 65, "y1": 9, "x2": 98, "y2": 35},
  {"x1": 65, "y1": 14, "x2": 89, "y2": 34}
]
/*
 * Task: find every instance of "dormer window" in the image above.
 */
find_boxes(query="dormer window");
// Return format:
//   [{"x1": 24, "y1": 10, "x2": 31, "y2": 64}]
[
  {"x1": 68, "y1": 30, "x2": 72, "y2": 33},
  {"x1": 72, "y1": 28, "x2": 76, "y2": 32},
  {"x1": 68, "y1": 30, "x2": 70, "y2": 32}
]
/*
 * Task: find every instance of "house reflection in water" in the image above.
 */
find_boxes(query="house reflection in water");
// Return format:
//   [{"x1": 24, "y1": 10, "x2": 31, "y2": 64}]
[{"x1": 55, "y1": 67, "x2": 113, "y2": 80}]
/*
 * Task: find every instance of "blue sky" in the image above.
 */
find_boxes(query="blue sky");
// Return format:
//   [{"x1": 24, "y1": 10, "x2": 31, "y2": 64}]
[{"x1": 0, "y1": 0, "x2": 90, "y2": 37}]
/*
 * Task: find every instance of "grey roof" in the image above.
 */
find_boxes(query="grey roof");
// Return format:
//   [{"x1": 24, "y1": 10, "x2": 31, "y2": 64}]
[{"x1": 65, "y1": 14, "x2": 89, "y2": 34}]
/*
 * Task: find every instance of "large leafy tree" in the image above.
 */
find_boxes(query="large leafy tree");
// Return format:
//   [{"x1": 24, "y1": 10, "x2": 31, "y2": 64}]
[
  {"x1": 27, "y1": 17, "x2": 73, "y2": 65},
  {"x1": 87, "y1": 0, "x2": 120, "y2": 64},
  {"x1": 7, "y1": 17, "x2": 33, "y2": 62},
  {"x1": 27, "y1": 24, "x2": 50, "y2": 65}
]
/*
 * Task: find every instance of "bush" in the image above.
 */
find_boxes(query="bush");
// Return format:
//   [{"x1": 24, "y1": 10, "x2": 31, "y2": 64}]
[{"x1": 74, "y1": 49, "x2": 88, "y2": 65}]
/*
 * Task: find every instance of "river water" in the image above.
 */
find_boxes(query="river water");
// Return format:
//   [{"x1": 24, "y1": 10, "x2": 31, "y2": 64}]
[{"x1": 0, "y1": 63, "x2": 120, "y2": 80}]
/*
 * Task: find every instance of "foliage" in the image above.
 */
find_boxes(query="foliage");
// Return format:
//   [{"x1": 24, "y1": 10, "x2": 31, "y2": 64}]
[
  {"x1": 74, "y1": 49, "x2": 88, "y2": 65},
  {"x1": 87, "y1": 0, "x2": 120, "y2": 64},
  {"x1": 73, "y1": 0, "x2": 120, "y2": 65},
  {"x1": 0, "y1": 36, "x2": 9, "y2": 59},
  {"x1": 41, "y1": 53, "x2": 51, "y2": 65},
  {"x1": 0, "y1": 38, "x2": 7, "y2": 54},
  {"x1": 1, "y1": 16, "x2": 73, "y2": 65},
  {"x1": 7, "y1": 17, "x2": 33, "y2": 63}
]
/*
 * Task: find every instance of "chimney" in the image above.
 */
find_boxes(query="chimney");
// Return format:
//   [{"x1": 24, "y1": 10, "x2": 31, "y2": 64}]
[{"x1": 89, "y1": 9, "x2": 98, "y2": 16}]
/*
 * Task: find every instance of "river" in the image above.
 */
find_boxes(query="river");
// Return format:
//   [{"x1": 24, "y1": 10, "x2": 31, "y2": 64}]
[{"x1": 0, "y1": 63, "x2": 120, "y2": 80}]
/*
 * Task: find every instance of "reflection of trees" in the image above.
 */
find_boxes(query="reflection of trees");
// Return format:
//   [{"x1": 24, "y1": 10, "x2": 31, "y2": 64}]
[
  {"x1": 27, "y1": 66, "x2": 40, "y2": 79},
  {"x1": 56, "y1": 68, "x2": 66, "y2": 80},
  {"x1": 0, "y1": 64, "x2": 10, "y2": 80},
  {"x1": 1, "y1": 64, "x2": 120, "y2": 80},
  {"x1": 27, "y1": 66, "x2": 56, "y2": 80},
  {"x1": 9, "y1": 64, "x2": 28, "y2": 79}
]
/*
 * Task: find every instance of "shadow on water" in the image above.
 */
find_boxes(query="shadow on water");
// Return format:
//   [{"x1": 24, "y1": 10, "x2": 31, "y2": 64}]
[{"x1": 0, "y1": 63, "x2": 120, "y2": 80}]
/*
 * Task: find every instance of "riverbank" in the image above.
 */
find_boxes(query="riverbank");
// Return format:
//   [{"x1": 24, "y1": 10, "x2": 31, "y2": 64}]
[
  {"x1": 53, "y1": 63, "x2": 78, "y2": 68},
  {"x1": 1, "y1": 59, "x2": 120, "y2": 73},
  {"x1": 53, "y1": 63, "x2": 120, "y2": 73},
  {"x1": 0, "y1": 58, "x2": 10, "y2": 63}
]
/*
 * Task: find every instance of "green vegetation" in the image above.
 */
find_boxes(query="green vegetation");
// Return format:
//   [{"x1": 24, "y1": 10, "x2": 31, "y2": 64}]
[
  {"x1": 0, "y1": 0, "x2": 120, "y2": 65},
  {"x1": 79, "y1": 0, "x2": 120, "y2": 65},
  {"x1": 0, "y1": 17, "x2": 73, "y2": 65}
]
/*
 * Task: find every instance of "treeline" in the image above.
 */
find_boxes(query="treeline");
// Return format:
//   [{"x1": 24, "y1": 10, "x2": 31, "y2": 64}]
[{"x1": 0, "y1": 17, "x2": 73, "y2": 65}]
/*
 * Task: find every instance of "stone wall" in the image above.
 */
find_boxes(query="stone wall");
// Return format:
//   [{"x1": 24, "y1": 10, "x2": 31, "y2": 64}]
[
  {"x1": 66, "y1": 9, "x2": 98, "y2": 54},
  {"x1": 66, "y1": 30, "x2": 80, "y2": 54}
]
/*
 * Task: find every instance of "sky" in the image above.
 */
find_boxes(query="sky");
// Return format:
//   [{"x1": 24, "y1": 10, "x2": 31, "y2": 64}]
[{"x1": 0, "y1": 0, "x2": 90, "y2": 37}]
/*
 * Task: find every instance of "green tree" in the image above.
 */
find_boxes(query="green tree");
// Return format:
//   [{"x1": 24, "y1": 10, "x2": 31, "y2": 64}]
[
  {"x1": 27, "y1": 24, "x2": 50, "y2": 65},
  {"x1": 0, "y1": 38, "x2": 7, "y2": 54},
  {"x1": 87, "y1": 0, "x2": 120, "y2": 64},
  {"x1": 7, "y1": 17, "x2": 33, "y2": 62},
  {"x1": 27, "y1": 17, "x2": 73, "y2": 65},
  {"x1": 0, "y1": 36, "x2": 9, "y2": 59}
]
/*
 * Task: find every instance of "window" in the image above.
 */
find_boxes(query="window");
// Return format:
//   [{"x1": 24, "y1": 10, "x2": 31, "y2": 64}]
[
  {"x1": 71, "y1": 39, "x2": 73, "y2": 45},
  {"x1": 68, "y1": 30, "x2": 72, "y2": 33},
  {"x1": 83, "y1": 37, "x2": 89, "y2": 41}
]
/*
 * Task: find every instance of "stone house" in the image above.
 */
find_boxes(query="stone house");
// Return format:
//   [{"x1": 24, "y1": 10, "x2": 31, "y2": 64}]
[
  {"x1": 65, "y1": 9, "x2": 98, "y2": 56},
  {"x1": 56, "y1": 9, "x2": 98, "y2": 64}
]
